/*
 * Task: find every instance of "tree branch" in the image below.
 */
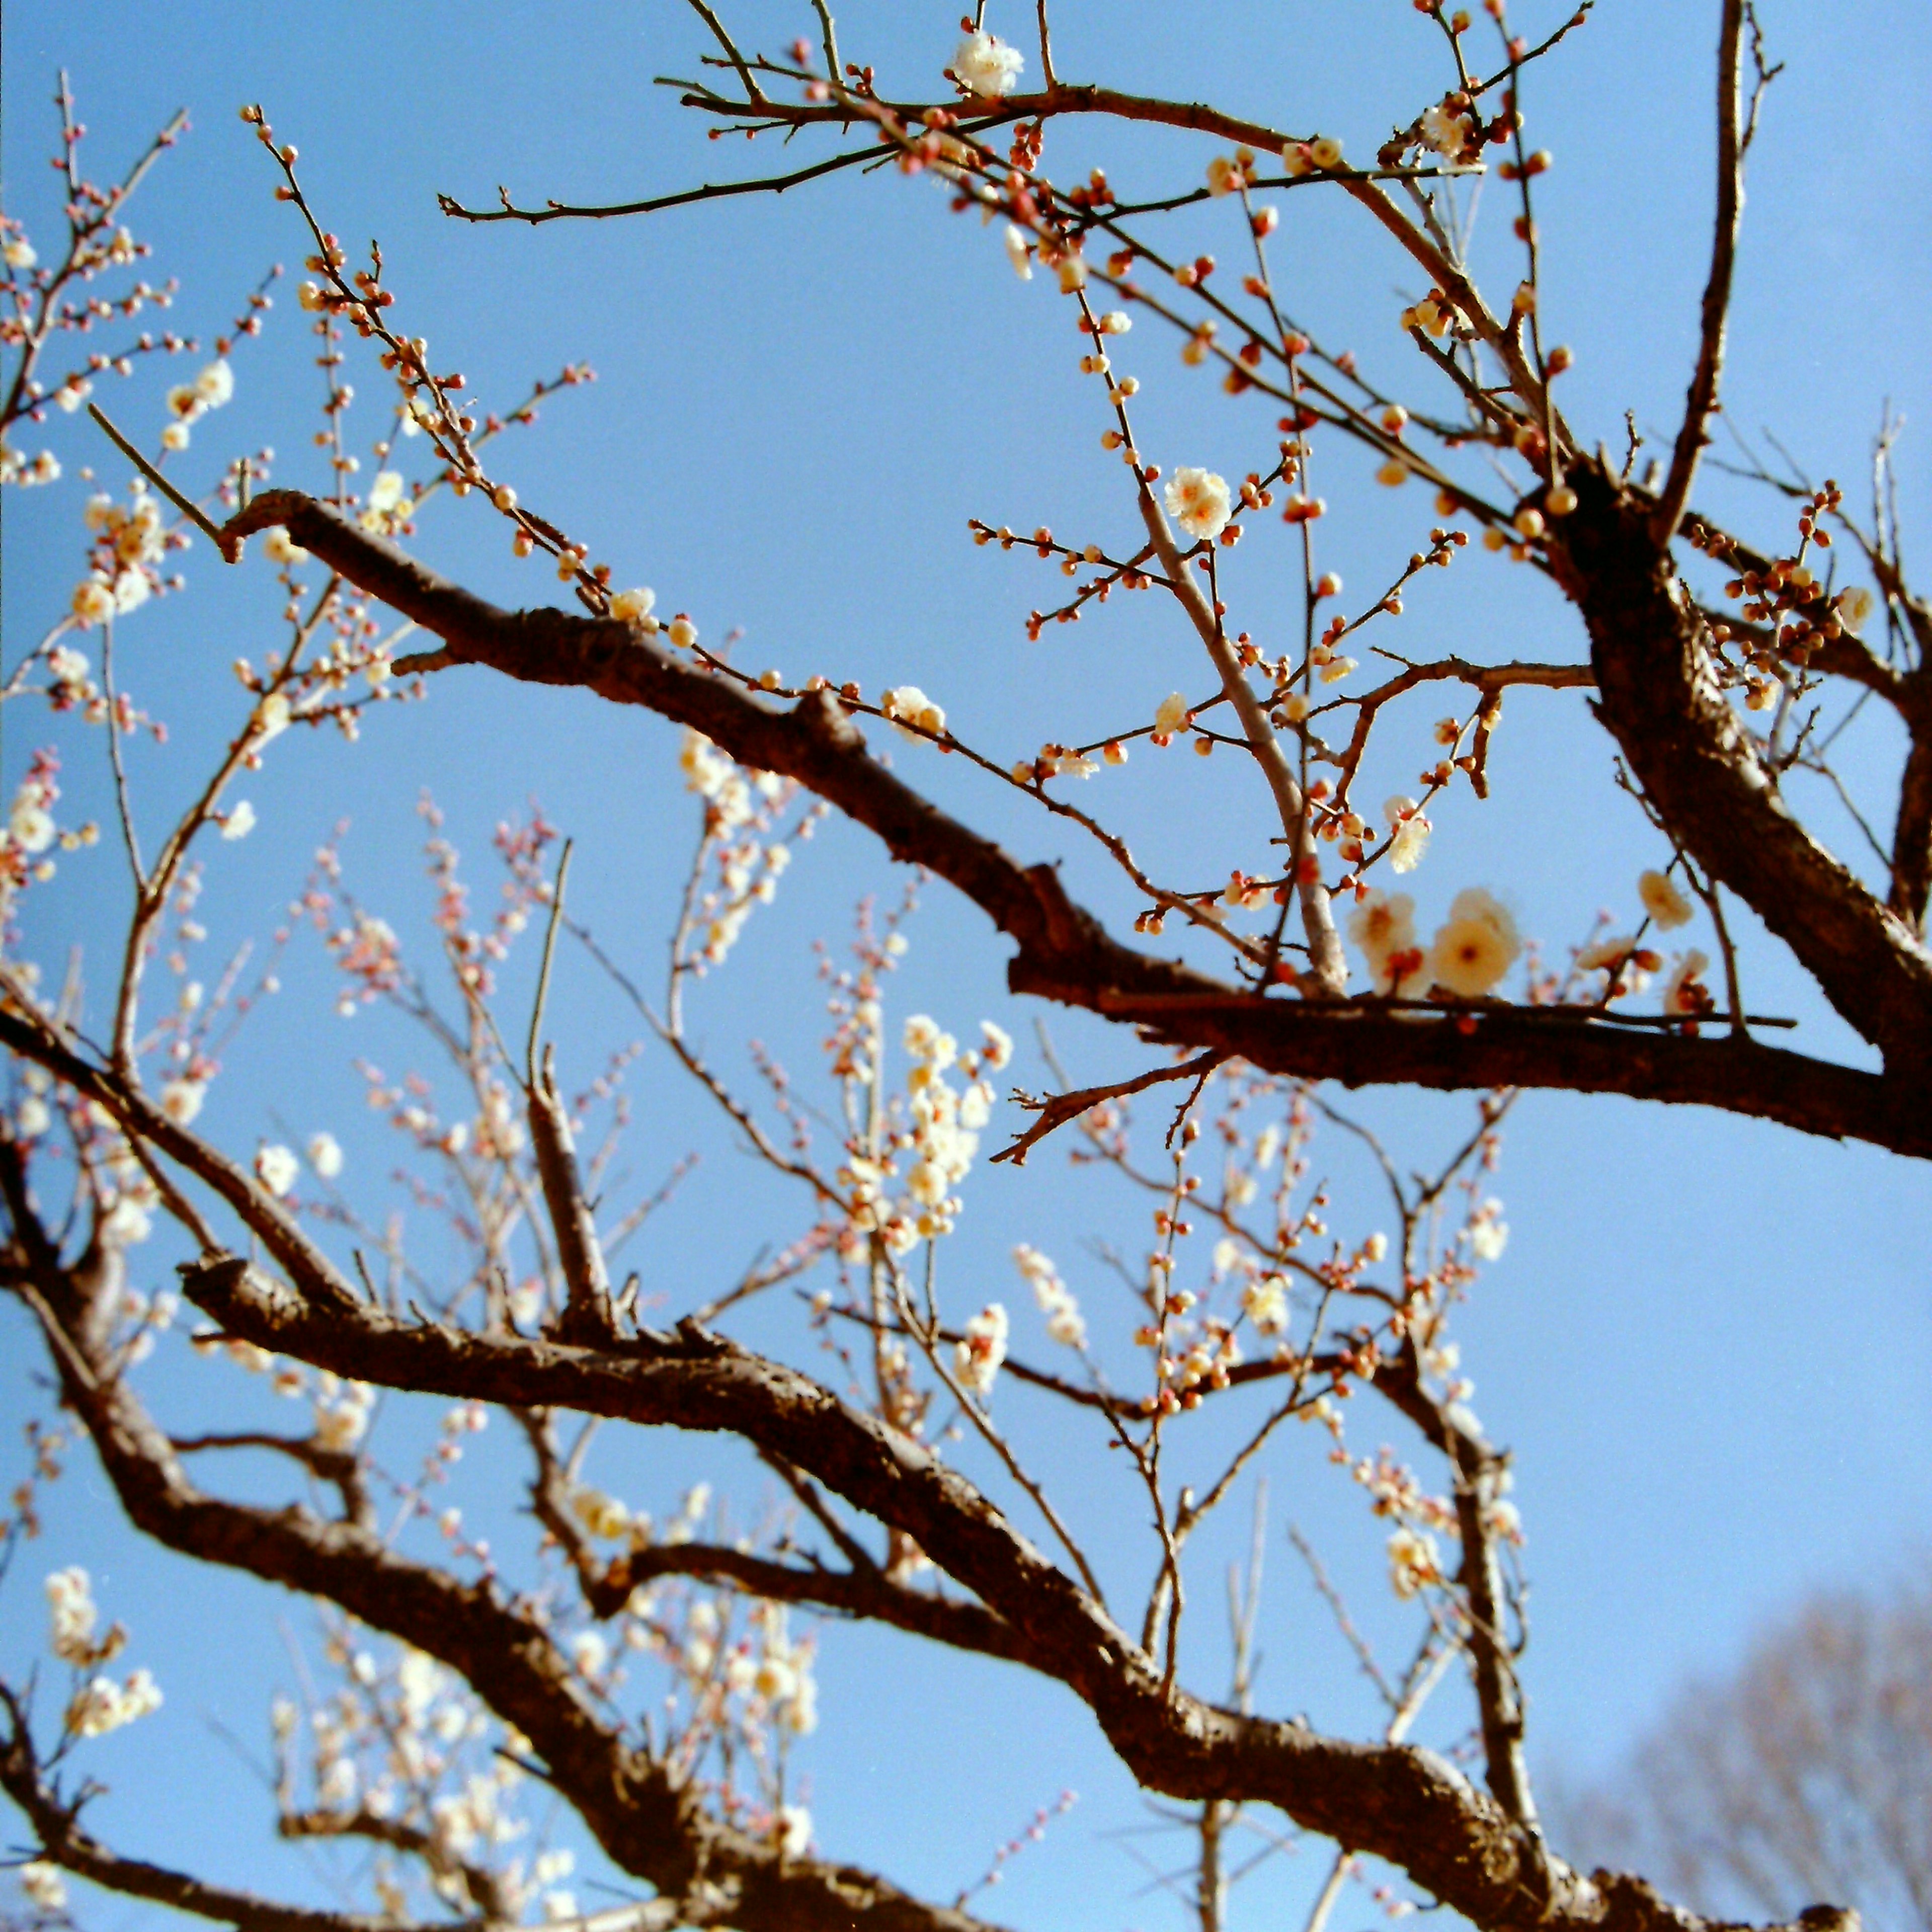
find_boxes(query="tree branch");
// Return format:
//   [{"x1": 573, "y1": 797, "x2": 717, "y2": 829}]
[
  {"x1": 1651, "y1": 0, "x2": 1746, "y2": 544},
  {"x1": 190, "y1": 491, "x2": 1932, "y2": 1156}
]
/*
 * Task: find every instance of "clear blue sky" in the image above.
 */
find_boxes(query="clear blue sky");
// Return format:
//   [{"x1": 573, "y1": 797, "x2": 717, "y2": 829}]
[{"x1": 4, "y1": 4, "x2": 1930, "y2": 1928}]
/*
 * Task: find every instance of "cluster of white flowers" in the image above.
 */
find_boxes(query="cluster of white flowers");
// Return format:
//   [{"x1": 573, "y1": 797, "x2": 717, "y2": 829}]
[
  {"x1": 160, "y1": 356, "x2": 235, "y2": 451},
  {"x1": 72, "y1": 1115, "x2": 164, "y2": 1252},
  {"x1": 18, "y1": 1863, "x2": 66, "y2": 1912},
  {"x1": 66, "y1": 1666, "x2": 164, "y2": 1738},
  {"x1": 312, "y1": 1371, "x2": 377, "y2": 1452},
  {"x1": 667, "y1": 1592, "x2": 820, "y2": 1737},
  {"x1": 954, "y1": 1302, "x2": 1010, "y2": 1399},
  {"x1": 1164, "y1": 466, "x2": 1233, "y2": 542},
  {"x1": 368, "y1": 466, "x2": 410, "y2": 522},
  {"x1": 1014, "y1": 1244, "x2": 1086, "y2": 1348},
  {"x1": 951, "y1": 30, "x2": 1024, "y2": 98},
  {"x1": 1349, "y1": 887, "x2": 1518, "y2": 999},
  {"x1": 0, "y1": 442, "x2": 63, "y2": 486},
  {"x1": 1241, "y1": 1273, "x2": 1292, "y2": 1336},
  {"x1": 1467, "y1": 1197, "x2": 1508, "y2": 1263},
  {"x1": 1387, "y1": 1525, "x2": 1442, "y2": 1600},
  {"x1": 676, "y1": 730, "x2": 794, "y2": 969},
  {"x1": 273, "y1": 1625, "x2": 562, "y2": 1912},
  {"x1": 70, "y1": 488, "x2": 166, "y2": 628},
  {"x1": 901, "y1": 1014, "x2": 995, "y2": 1241},
  {"x1": 570, "y1": 1483, "x2": 643, "y2": 1542},
  {"x1": 881, "y1": 685, "x2": 947, "y2": 742},
  {"x1": 49, "y1": 1569, "x2": 160, "y2": 1736},
  {"x1": 47, "y1": 1566, "x2": 123, "y2": 1667},
  {"x1": 5, "y1": 770, "x2": 59, "y2": 865}
]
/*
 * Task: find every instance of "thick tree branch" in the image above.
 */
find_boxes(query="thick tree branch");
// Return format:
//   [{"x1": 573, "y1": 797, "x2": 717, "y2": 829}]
[
  {"x1": 0, "y1": 1188, "x2": 1010, "y2": 1932},
  {"x1": 170, "y1": 1252, "x2": 1849, "y2": 1932},
  {"x1": 188, "y1": 493, "x2": 1932, "y2": 1156},
  {"x1": 1552, "y1": 460, "x2": 1932, "y2": 1075}
]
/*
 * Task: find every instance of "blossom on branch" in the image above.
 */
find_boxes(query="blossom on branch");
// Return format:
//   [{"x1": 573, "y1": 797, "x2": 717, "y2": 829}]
[
  {"x1": 1164, "y1": 467, "x2": 1233, "y2": 542},
  {"x1": 951, "y1": 31, "x2": 1023, "y2": 99},
  {"x1": 1427, "y1": 889, "x2": 1520, "y2": 999}
]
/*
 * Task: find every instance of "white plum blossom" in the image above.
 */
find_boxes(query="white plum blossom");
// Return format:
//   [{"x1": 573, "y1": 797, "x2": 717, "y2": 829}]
[
  {"x1": 1468, "y1": 1198, "x2": 1509, "y2": 1262},
  {"x1": 1164, "y1": 466, "x2": 1233, "y2": 542},
  {"x1": 1386, "y1": 795, "x2": 1431, "y2": 873},
  {"x1": 253, "y1": 692, "x2": 292, "y2": 743},
  {"x1": 9, "y1": 795, "x2": 56, "y2": 855},
  {"x1": 954, "y1": 1303, "x2": 1009, "y2": 1399},
  {"x1": 610, "y1": 586, "x2": 657, "y2": 625},
  {"x1": 952, "y1": 30, "x2": 1024, "y2": 98},
  {"x1": 1664, "y1": 948, "x2": 1712, "y2": 1016},
  {"x1": 1427, "y1": 888, "x2": 1519, "y2": 999},
  {"x1": 221, "y1": 799, "x2": 257, "y2": 840},
  {"x1": 1638, "y1": 867, "x2": 1694, "y2": 930},
  {"x1": 312, "y1": 1376, "x2": 375, "y2": 1452},
  {"x1": 160, "y1": 1079, "x2": 206, "y2": 1125},
  {"x1": 1154, "y1": 692, "x2": 1191, "y2": 737},
  {"x1": 780, "y1": 1804, "x2": 813, "y2": 1858},
  {"x1": 47, "y1": 1567, "x2": 114, "y2": 1665},
  {"x1": 19, "y1": 1863, "x2": 66, "y2": 1911},
  {"x1": 102, "y1": 1193, "x2": 154, "y2": 1248},
  {"x1": 70, "y1": 575, "x2": 116, "y2": 628},
  {"x1": 1421, "y1": 101, "x2": 1474, "y2": 155},
  {"x1": 1836, "y1": 585, "x2": 1875, "y2": 633},
  {"x1": 1015, "y1": 1244, "x2": 1086, "y2": 1348},
  {"x1": 194, "y1": 358, "x2": 235, "y2": 409},
  {"x1": 1004, "y1": 222, "x2": 1033, "y2": 279},
  {"x1": 308, "y1": 1131, "x2": 344, "y2": 1178},
  {"x1": 256, "y1": 1143, "x2": 300, "y2": 1197},
  {"x1": 980, "y1": 1019, "x2": 1013, "y2": 1069},
  {"x1": 1387, "y1": 1526, "x2": 1440, "y2": 1599},
  {"x1": 882, "y1": 685, "x2": 946, "y2": 741},
  {"x1": 264, "y1": 526, "x2": 308, "y2": 565},
  {"x1": 1205, "y1": 154, "x2": 1246, "y2": 196},
  {"x1": 1347, "y1": 891, "x2": 1417, "y2": 994},
  {"x1": 1242, "y1": 1275, "x2": 1291, "y2": 1336}
]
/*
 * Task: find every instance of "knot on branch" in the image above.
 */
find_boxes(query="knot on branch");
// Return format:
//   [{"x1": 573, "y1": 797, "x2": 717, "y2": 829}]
[{"x1": 791, "y1": 684, "x2": 864, "y2": 751}]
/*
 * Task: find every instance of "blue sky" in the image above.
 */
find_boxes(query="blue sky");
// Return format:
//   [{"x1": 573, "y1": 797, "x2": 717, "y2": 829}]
[{"x1": 4, "y1": 4, "x2": 1930, "y2": 1927}]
